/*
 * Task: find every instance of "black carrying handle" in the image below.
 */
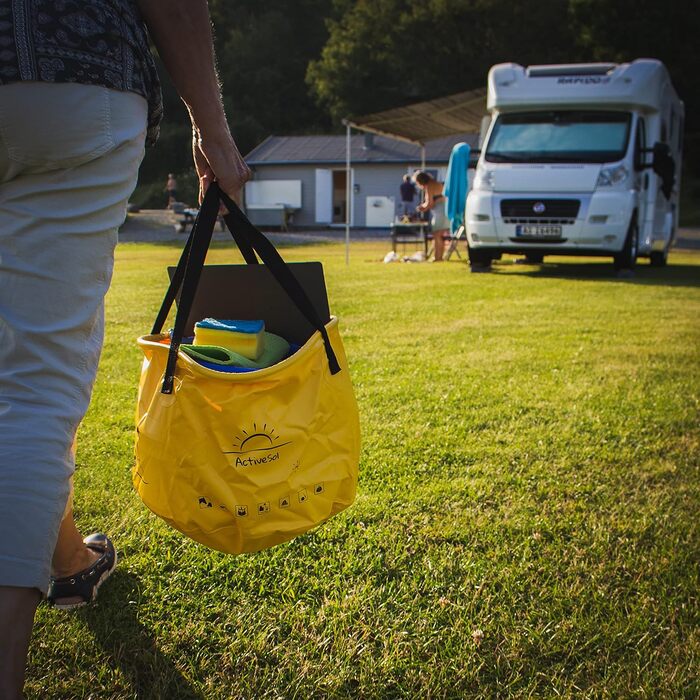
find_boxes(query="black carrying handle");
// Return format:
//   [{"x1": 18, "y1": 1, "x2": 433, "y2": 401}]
[
  {"x1": 151, "y1": 196, "x2": 259, "y2": 336},
  {"x1": 156, "y1": 183, "x2": 340, "y2": 394},
  {"x1": 216, "y1": 186, "x2": 340, "y2": 377}
]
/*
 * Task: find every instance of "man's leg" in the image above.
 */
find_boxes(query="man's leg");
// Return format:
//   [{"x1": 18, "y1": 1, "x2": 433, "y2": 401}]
[
  {"x1": 0, "y1": 587, "x2": 41, "y2": 700},
  {"x1": 0, "y1": 83, "x2": 147, "y2": 696}
]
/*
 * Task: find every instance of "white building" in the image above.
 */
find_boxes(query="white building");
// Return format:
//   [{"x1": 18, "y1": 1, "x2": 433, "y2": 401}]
[{"x1": 244, "y1": 132, "x2": 477, "y2": 229}]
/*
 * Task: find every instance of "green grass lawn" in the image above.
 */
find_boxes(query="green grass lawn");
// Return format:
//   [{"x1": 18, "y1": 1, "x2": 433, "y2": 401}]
[{"x1": 28, "y1": 242, "x2": 700, "y2": 699}]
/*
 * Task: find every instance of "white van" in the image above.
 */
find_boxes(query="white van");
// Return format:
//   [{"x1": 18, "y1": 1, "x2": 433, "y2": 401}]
[{"x1": 466, "y1": 59, "x2": 683, "y2": 270}]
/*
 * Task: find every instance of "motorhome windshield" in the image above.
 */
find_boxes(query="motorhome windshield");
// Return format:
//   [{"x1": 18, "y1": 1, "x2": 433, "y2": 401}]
[{"x1": 485, "y1": 111, "x2": 631, "y2": 164}]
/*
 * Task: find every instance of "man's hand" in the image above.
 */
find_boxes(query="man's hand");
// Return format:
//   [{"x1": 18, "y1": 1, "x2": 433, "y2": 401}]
[{"x1": 192, "y1": 126, "x2": 251, "y2": 204}]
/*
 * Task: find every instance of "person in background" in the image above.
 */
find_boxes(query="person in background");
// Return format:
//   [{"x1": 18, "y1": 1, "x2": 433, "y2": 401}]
[
  {"x1": 415, "y1": 170, "x2": 450, "y2": 261},
  {"x1": 165, "y1": 172, "x2": 178, "y2": 207},
  {"x1": 399, "y1": 173, "x2": 417, "y2": 218},
  {"x1": 0, "y1": 2, "x2": 250, "y2": 697}
]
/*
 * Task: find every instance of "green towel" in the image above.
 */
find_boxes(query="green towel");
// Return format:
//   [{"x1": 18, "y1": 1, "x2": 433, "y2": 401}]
[{"x1": 181, "y1": 331, "x2": 290, "y2": 369}]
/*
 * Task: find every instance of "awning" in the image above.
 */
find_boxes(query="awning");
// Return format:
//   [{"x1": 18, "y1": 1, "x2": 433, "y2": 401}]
[
  {"x1": 344, "y1": 87, "x2": 487, "y2": 145},
  {"x1": 340, "y1": 87, "x2": 486, "y2": 264}
]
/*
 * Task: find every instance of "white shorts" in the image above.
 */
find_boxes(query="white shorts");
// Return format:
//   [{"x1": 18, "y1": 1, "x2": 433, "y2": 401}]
[
  {"x1": 431, "y1": 202, "x2": 450, "y2": 231},
  {"x1": 0, "y1": 82, "x2": 146, "y2": 591}
]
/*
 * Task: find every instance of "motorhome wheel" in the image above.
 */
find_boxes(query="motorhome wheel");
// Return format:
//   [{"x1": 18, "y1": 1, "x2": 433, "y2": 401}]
[
  {"x1": 649, "y1": 246, "x2": 669, "y2": 267},
  {"x1": 467, "y1": 245, "x2": 493, "y2": 271}
]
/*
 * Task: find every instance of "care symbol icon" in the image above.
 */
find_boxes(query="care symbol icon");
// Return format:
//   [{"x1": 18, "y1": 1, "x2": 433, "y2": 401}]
[
  {"x1": 314, "y1": 483, "x2": 325, "y2": 495},
  {"x1": 279, "y1": 496, "x2": 290, "y2": 508},
  {"x1": 298, "y1": 489, "x2": 308, "y2": 503},
  {"x1": 236, "y1": 505, "x2": 248, "y2": 517},
  {"x1": 258, "y1": 502, "x2": 271, "y2": 515}
]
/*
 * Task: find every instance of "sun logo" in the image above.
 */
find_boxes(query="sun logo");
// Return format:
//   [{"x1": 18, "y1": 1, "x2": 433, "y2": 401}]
[{"x1": 225, "y1": 423, "x2": 291, "y2": 455}]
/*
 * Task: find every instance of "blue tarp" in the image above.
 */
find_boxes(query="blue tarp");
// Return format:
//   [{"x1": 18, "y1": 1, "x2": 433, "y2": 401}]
[{"x1": 444, "y1": 142, "x2": 471, "y2": 234}]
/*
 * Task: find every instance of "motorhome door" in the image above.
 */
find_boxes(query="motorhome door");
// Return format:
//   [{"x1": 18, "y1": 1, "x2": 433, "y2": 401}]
[{"x1": 634, "y1": 116, "x2": 650, "y2": 245}]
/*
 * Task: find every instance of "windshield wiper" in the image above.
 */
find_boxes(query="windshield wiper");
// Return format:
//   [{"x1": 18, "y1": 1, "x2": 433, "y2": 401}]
[
  {"x1": 488, "y1": 153, "x2": 617, "y2": 164},
  {"x1": 486, "y1": 153, "x2": 531, "y2": 163}
]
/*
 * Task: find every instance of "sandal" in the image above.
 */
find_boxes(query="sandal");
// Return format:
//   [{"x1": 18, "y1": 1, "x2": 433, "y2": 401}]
[{"x1": 47, "y1": 533, "x2": 117, "y2": 610}]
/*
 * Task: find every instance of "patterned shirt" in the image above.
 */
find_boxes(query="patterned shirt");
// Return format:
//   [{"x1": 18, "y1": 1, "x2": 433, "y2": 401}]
[{"x1": 0, "y1": 0, "x2": 162, "y2": 145}]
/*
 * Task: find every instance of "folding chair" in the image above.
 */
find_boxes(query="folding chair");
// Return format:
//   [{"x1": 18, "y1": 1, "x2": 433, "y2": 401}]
[
  {"x1": 445, "y1": 225, "x2": 467, "y2": 260},
  {"x1": 391, "y1": 220, "x2": 430, "y2": 257}
]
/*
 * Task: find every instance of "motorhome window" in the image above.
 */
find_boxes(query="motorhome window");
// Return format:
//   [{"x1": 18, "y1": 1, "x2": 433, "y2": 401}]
[{"x1": 485, "y1": 111, "x2": 631, "y2": 164}]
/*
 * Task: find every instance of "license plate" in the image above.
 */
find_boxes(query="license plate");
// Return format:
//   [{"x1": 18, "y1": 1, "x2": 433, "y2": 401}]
[{"x1": 515, "y1": 224, "x2": 562, "y2": 238}]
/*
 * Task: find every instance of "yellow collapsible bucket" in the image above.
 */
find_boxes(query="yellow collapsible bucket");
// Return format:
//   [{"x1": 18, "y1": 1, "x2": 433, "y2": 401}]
[{"x1": 133, "y1": 185, "x2": 360, "y2": 554}]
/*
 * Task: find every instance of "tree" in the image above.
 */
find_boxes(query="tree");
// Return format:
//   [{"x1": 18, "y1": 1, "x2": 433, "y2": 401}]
[
  {"x1": 307, "y1": 0, "x2": 580, "y2": 122},
  {"x1": 307, "y1": 0, "x2": 699, "y2": 174},
  {"x1": 134, "y1": 0, "x2": 700, "y2": 207},
  {"x1": 568, "y1": 0, "x2": 700, "y2": 174},
  {"x1": 210, "y1": 0, "x2": 335, "y2": 152},
  {"x1": 135, "y1": 0, "x2": 337, "y2": 206}
]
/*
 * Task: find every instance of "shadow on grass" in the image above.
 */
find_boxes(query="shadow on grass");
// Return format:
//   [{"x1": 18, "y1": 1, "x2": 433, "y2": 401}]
[
  {"x1": 119, "y1": 235, "x2": 337, "y2": 251},
  {"x1": 493, "y1": 260, "x2": 700, "y2": 288},
  {"x1": 80, "y1": 570, "x2": 204, "y2": 700}
]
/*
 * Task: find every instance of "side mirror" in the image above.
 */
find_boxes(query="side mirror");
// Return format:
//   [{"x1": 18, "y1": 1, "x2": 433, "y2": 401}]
[{"x1": 652, "y1": 142, "x2": 676, "y2": 199}]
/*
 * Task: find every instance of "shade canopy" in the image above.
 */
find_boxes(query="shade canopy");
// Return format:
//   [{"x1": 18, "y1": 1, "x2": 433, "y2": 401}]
[
  {"x1": 344, "y1": 87, "x2": 487, "y2": 145},
  {"x1": 340, "y1": 87, "x2": 486, "y2": 265}
]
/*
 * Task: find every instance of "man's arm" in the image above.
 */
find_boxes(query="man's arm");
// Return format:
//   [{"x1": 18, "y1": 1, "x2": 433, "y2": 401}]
[{"x1": 136, "y1": 0, "x2": 250, "y2": 201}]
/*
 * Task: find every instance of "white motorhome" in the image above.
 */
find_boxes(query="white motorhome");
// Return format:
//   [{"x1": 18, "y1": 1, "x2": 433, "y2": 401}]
[{"x1": 467, "y1": 59, "x2": 683, "y2": 270}]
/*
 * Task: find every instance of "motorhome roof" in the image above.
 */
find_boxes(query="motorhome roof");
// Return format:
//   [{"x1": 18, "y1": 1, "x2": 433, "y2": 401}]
[{"x1": 488, "y1": 59, "x2": 680, "y2": 114}]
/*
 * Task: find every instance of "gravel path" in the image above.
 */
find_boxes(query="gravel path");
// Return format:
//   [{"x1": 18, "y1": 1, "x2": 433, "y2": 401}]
[
  {"x1": 119, "y1": 210, "x2": 700, "y2": 250},
  {"x1": 118, "y1": 209, "x2": 387, "y2": 245}
]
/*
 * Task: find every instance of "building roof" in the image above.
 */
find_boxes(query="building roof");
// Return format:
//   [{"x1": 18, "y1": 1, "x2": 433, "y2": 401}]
[{"x1": 246, "y1": 132, "x2": 478, "y2": 166}]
